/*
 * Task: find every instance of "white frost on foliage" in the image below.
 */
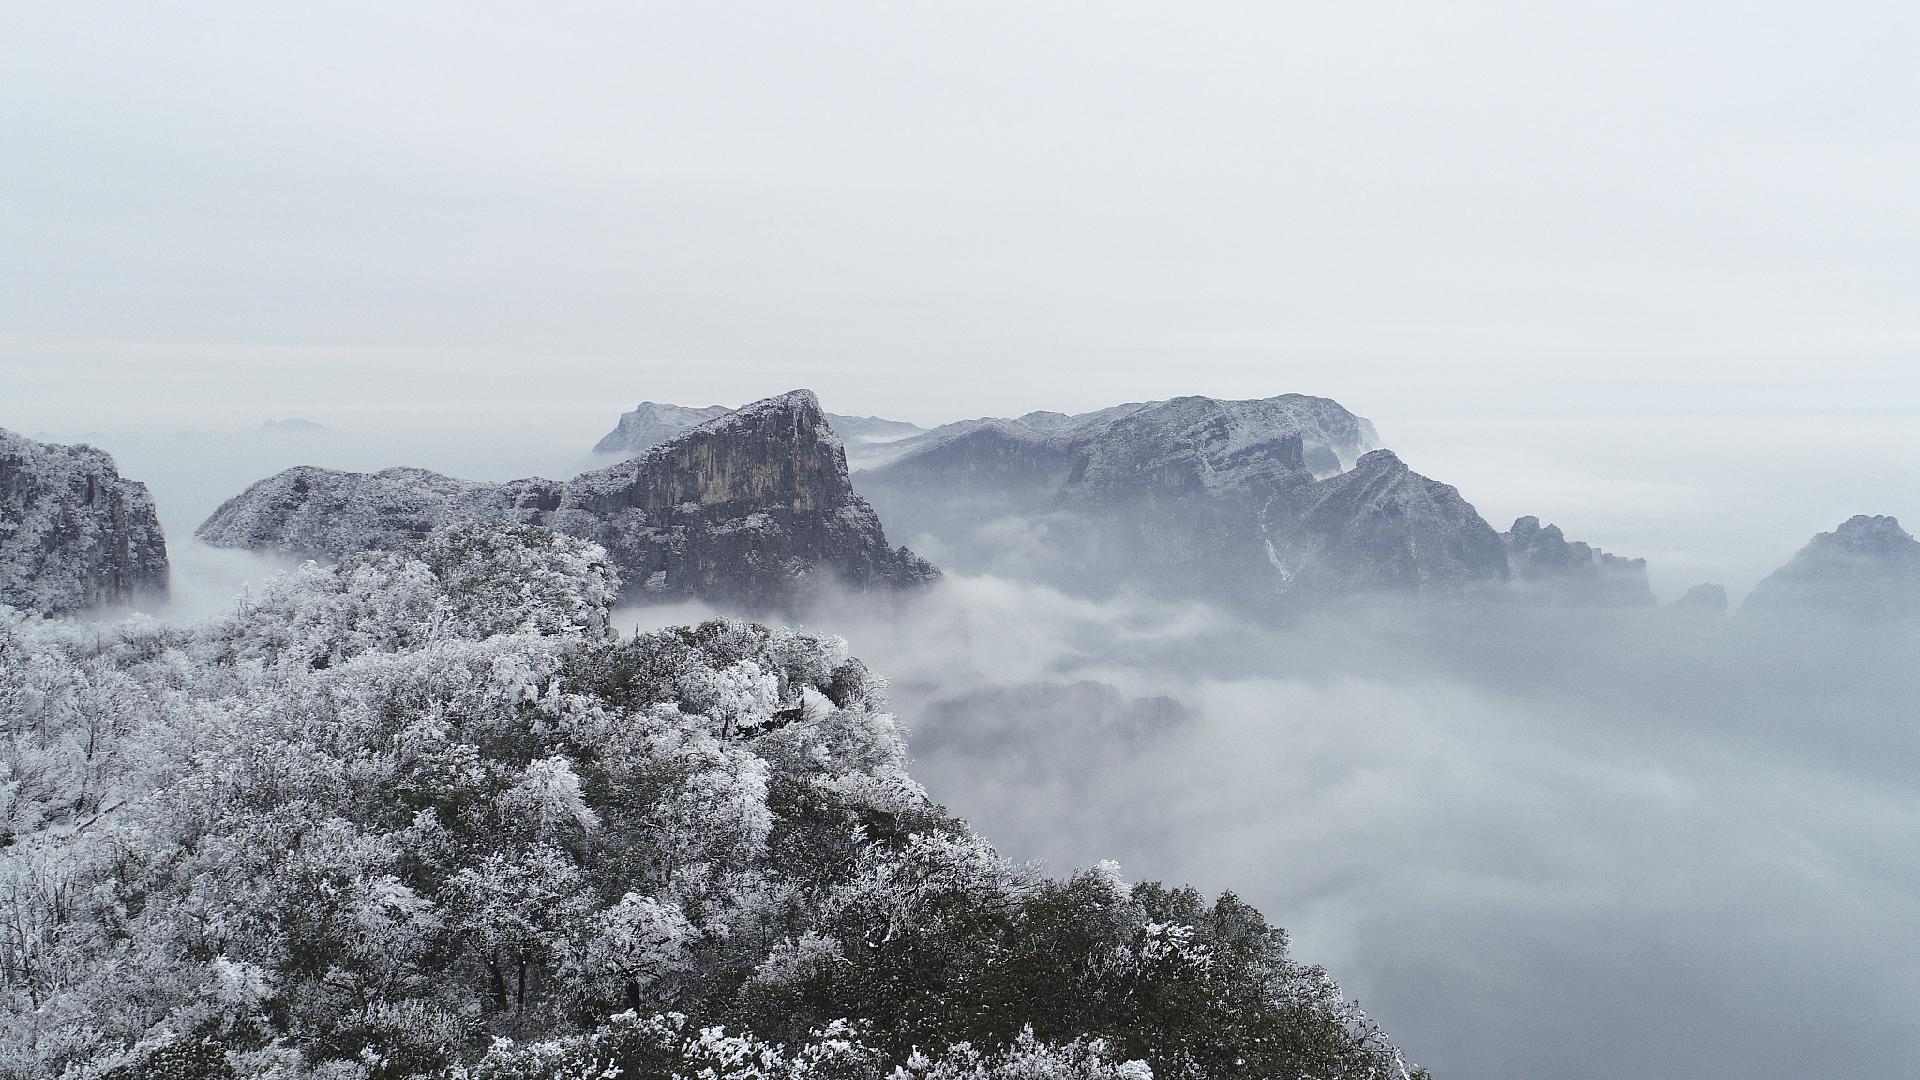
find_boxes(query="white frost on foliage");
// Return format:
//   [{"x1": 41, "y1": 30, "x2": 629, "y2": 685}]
[
  {"x1": 0, "y1": 521, "x2": 1415, "y2": 1080},
  {"x1": 503, "y1": 754, "x2": 601, "y2": 836}
]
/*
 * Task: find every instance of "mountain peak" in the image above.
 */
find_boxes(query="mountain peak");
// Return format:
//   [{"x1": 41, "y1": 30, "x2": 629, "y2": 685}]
[
  {"x1": 1743, "y1": 514, "x2": 1920, "y2": 623},
  {"x1": 738, "y1": 388, "x2": 822, "y2": 415},
  {"x1": 1833, "y1": 514, "x2": 1909, "y2": 541},
  {"x1": 680, "y1": 389, "x2": 832, "y2": 445},
  {"x1": 1352, "y1": 448, "x2": 1405, "y2": 471}
]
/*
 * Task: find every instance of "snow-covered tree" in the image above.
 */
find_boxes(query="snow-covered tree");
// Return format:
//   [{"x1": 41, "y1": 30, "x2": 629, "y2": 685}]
[{"x1": 0, "y1": 524, "x2": 1423, "y2": 1080}]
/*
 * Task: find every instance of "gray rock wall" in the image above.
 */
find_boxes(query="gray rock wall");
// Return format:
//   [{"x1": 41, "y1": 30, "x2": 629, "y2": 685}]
[{"x1": 0, "y1": 428, "x2": 169, "y2": 615}]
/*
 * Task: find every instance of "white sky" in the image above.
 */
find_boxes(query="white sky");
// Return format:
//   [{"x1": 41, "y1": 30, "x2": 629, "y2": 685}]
[
  {"x1": 7, "y1": 11, "x2": 1920, "y2": 1074},
  {"x1": 4, "y1": 1, "x2": 1917, "y2": 428}
]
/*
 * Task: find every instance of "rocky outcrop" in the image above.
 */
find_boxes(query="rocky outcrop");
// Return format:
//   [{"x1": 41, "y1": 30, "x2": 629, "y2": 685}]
[
  {"x1": 1742, "y1": 515, "x2": 1920, "y2": 623},
  {"x1": 856, "y1": 395, "x2": 1506, "y2": 610},
  {"x1": 594, "y1": 401, "x2": 924, "y2": 457},
  {"x1": 0, "y1": 428, "x2": 169, "y2": 615},
  {"x1": 1502, "y1": 516, "x2": 1655, "y2": 606},
  {"x1": 200, "y1": 392, "x2": 937, "y2": 609},
  {"x1": 1673, "y1": 583, "x2": 1729, "y2": 614}
]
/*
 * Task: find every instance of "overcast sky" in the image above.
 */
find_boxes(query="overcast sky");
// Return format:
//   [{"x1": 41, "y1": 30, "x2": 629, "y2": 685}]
[
  {"x1": 4, "y1": 2, "x2": 1918, "y2": 595},
  {"x1": 8, "y1": 10, "x2": 1920, "y2": 1075},
  {"x1": 5, "y1": 1, "x2": 1918, "y2": 432}
]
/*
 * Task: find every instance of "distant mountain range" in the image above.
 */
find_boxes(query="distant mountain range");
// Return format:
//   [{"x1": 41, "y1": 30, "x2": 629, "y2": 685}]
[
  {"x1": 850, "y1": 393, "x2": 1655, "y2": 611},
  {"x1": 259, "y1": 417, "x2": 328, "y2": 434},
  {"x1": 595, "y1": 401, "x2": 924, "y2": 457},
  {"x1": 852, "y1": 394, "x2": 1380, "y2": 477},
  {"x1": 3, "y1": 391, "x2": 1913, "y2": 627}
]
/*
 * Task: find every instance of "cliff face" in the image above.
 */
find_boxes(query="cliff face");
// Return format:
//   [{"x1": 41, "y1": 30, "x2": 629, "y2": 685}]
[
  {"x1": 199, "y1": 392, "x2": 936, "y2": 609},
  {"x1": 1742, "y1": 515, "x2": 1920, "y2": 623},
  {"x1": 856, "y1": 395, "x2": 1509, "y2": 610},
  {"x1": 1502, "y1": 516, "x2": 1655, "y2": 606},
  {"x1": 0, "y1": 428, "x2": 169, "y2": 615}
]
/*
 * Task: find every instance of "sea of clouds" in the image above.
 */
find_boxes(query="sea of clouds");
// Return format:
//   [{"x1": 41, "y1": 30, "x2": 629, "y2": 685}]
[{"x1": 60, "y1": 412, "x2": 1920, "y2": 1080}]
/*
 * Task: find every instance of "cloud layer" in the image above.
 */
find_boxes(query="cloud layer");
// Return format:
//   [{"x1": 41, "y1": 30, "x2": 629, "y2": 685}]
[{"x1": 776, "y1": 577, "x2": 1920, "y2": 1080}]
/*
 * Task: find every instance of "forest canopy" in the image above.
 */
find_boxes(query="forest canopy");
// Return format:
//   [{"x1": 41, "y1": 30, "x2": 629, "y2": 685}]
[{"x1": 0, "y1": 524, "x2": 1419, "y2": 1079}]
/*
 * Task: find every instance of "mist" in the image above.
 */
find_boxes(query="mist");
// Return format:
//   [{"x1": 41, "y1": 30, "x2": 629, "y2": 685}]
[
  {"x1": 25, "y1": 402, "x2": 1908, "y2": 1080},
  {"x1": 9, "y1": 3, "x2": 1919, "y2": 1075},
  {"x1": 747, "y1": 580, "x2": 1920, "y2": 1080}
]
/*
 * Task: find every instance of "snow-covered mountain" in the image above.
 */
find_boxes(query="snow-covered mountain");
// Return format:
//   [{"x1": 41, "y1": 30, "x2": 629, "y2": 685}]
[
  {"x1": 1742, "y1": 515, "x2": 1920, "y2": 623},
  {"x1": 200, "y1": 391, "x2": 937, "y2": 609},
  {"x1": 851, "y1": 394, "x2": 1525, "y2": 608},
  {"x1": 854, "y1": 393, "x2": 1379, "y2": 477},
  {"x1": 0, "y1": 427, "x2": 170, "y2": 615},
  {"x1": 594, "y1": 401, "x2": 924, "y2": 456},
  {"x1": 852, "y1": 393, "x2": 1665, "y2": 612}
]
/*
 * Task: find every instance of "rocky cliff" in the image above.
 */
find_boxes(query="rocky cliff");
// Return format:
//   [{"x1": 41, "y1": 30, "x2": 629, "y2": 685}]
[
  {"x1": 1742, "y1": 515, "x2": 1920, "y2": 623},
  {"x1": 1502, "y1": 516, "x2": 1655, "y2": 606},
  {"x1": 200, "y1": 391, "x2": 937, "y2": 609},
  {"x1": 0, "y1": 428, "x2": 169, "y2": 615}
]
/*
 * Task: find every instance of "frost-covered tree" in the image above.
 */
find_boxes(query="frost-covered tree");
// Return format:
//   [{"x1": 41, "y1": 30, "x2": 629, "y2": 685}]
[{"x1": 0, "y1": 523, "x2": 1423, "y2": 1079}]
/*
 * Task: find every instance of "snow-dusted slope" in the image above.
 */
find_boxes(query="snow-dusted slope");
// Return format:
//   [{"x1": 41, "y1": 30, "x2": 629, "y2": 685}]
[
  {"x1": 855, "y1": 394, "x2": 1513, "y2": 610},
  {"x1": 1263, "y1": 449, "x2": 1509, "y2": 598},
  {"x1": 856, "y1": 393, "x2": 1379, "y2": 476},
  {"x1": 594, "y1": 401, "x2": 924, "y2": 456},
  {"x1": 1743, "y1": 515, "x2": 1920, "y2": 622},
  {"x1": 0, "y1": 428, "x2": 169, "y2": 615},
  {"x1": 200, "y1": 391, "x2": 936, "y2": 608}
]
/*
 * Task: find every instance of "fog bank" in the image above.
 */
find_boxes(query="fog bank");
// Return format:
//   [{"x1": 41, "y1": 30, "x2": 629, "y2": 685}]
[
  {"x1": 787, "y1": 580, "x2": 1920, "y2": 1080},
  {"x1": 63, "y1": 416, "x2": 1920, "y2": 1080}
]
